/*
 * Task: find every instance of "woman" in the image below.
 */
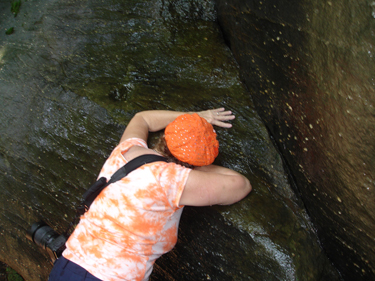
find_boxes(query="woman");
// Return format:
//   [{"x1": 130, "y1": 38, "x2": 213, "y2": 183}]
[{"x1": 48, "y1": 108, "x2": 251, "y2": 281}]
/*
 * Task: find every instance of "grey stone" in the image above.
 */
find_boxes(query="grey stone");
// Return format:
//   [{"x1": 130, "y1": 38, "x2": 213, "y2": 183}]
[
  {"x1": 215, "y1": 0, "x2": 375, "y2": 280},
  {"x1": 0, "y1": 0, "x2": 341, "y2": 280}
]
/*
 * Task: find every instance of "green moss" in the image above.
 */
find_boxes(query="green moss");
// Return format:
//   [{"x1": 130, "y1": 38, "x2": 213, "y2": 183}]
[
  {"x1": 5, "y1": 27, "x2": 14, "y2": 35},
  {"x1": 6, "y1": 267, "x2": 24, "y2": 281},
  {"x1": 11, "y1": 0, "x2": 21, "y2": 17}
]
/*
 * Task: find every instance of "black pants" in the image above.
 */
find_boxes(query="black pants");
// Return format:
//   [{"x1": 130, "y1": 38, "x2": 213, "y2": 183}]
[{"x1": 48, "y1": 256, "x2": 102, "y2": 281}]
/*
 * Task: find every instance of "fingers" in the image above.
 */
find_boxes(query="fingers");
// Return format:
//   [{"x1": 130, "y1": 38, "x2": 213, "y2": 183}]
[
  {"x1": 212, "y1": 108, "x2": 226, "y2": 114},
  {"x1": 211, "y1": 108, "x2": 235, "y2": 128},
  {"x1": 213, "y1": 120, "x2": 233, "y2": 128},
  {"x1": 215, "y1": 111, "x2": 234, "y2": 118},
  {"x1": 198, "y1": 108, "x2": 235, "y2": 128},
  {"x1": 212, "y1": 109, "x2": 234, "y2": 119}
]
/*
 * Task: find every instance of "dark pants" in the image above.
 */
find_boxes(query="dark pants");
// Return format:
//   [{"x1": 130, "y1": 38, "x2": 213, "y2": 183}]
[{"x1": 48, "y1": 256, "x2": 102, "y2": 281}]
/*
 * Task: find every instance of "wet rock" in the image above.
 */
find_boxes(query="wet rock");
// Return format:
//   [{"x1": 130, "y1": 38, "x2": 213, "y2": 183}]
[
  {"x1": 215, "y1": 0, "x2": 375, "y2": 280},
  {"x1": 1, "y1": 0, "x2": 340, "y2": 280}
]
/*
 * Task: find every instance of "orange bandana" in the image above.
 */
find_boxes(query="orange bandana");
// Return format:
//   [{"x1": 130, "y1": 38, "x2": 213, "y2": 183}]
[{"x1": 165, "y1": 113, "x2": 219, "y2": 166}]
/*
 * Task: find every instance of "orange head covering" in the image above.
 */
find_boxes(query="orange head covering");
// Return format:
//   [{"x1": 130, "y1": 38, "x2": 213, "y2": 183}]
[{"x1": 165, "y1": 113, "x2": 219, "y2": 166}]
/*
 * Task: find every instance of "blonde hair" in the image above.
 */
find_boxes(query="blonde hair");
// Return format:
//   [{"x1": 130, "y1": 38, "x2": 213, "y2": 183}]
[{"x1": 153, "y1": 136, "x2": 195, "y2": 169}]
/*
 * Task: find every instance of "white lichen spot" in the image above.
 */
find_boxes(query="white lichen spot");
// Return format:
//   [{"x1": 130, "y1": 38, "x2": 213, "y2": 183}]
[
  {"x1": 286, "y1": 103, "x2": 293, "y2": 111},
  {"x1": 371, "y1": 2, "x2": 375, "y2": 18},
  {"x1": 303, "y1": 148, "x2": 308, "y2": 152},
  {"x1": 309, "y1": 124, "x2": 313, "y2": 129},
  {"x1": 337, "y1": 197, "x2": 342, "y2": 203}
]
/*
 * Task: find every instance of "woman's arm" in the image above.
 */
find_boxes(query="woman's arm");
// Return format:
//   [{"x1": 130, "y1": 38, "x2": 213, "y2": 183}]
[
  {"x1": 180, "y1": 165, "x2": 252, "y2": 206},
  {"x1": 120, "y1": 108, "x2": 251, "y2": 206},
  {"x1": 119, "y1": 110, "x2": 184, "y2": 143},
  {"x1": 119, "y1": 108, "x2": 235, "y2": 143}
]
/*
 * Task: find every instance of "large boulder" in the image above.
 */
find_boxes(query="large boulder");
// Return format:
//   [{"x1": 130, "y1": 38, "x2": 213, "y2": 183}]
[
  {"x1": 0, "y1": 0, "x2": 340, "y2": 280},
  {"x1": 215, "y1": 0, "x2": 375, "y2": 280}
]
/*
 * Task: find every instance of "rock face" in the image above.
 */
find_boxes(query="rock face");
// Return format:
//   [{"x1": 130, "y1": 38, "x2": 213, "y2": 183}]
[
  {"x1": 1, "y1": 0, "x2": 342, "y2": 280},
  {"x1": 215, "y1": 0, "x2": 375, "y2": 280}
]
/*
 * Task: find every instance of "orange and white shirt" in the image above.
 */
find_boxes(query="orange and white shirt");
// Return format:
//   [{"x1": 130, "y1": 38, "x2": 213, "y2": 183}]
[{"x1": 63, "y1": 138, "x2": 191, "y2": 281}]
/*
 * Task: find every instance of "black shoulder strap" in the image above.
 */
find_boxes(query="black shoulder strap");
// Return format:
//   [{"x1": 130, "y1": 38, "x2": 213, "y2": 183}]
[
  {"x1": 107, "y1": 154, "x2": 167, "y2": 185},
  {"x1": 82, "y1": 154, "x2": 167, "y2": 211},
  {"x1": 63, "y1": 154, "x2": 168, "y2": 238}
]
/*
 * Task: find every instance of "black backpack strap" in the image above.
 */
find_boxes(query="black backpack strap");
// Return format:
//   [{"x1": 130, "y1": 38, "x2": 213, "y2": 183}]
[
  {"x1": 82, "y1": 154, "x2": 167, "y2": 211},
  {"x1": 107, "y1": 154, "x2": 167, "y2": 185},
  {"x1": 63, "y1": 154, "x2": 167, "y2": 238}
]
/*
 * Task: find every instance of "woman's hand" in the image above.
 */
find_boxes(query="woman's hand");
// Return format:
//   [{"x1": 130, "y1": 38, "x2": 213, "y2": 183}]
[{"x1": 198, "y1": 108, "x2": 235, "y2": 128}]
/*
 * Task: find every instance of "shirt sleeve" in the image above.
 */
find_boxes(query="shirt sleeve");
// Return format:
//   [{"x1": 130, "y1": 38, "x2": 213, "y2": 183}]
[
  {"x1": 158, "y1": 163, "x2": 192, "y2": 209},
  {"x1": 98, "y1": 138, "x2": 148, "y2": 179}
]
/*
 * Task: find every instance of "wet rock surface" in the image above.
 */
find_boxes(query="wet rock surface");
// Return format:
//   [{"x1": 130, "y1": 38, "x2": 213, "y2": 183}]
[
  {"x1": 1, "y1": 0, "x2": 340, "y2": 280},
  {"x1": 215, "y1": 0, "x2": 375, "y2": 280}
]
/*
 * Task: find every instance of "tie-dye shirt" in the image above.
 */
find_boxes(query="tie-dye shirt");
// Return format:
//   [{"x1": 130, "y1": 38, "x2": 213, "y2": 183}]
[{"x1": 63, "y1": 138, "x2": 191, "y2": 281}]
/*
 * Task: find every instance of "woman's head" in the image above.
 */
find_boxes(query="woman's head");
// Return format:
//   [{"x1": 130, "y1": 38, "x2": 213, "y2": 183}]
[
  {"x1": 153, "y1": 136, "x2": 195, "y2": 169},
  {"x1": 164, "y1": 113, "x2": 219, "y2": 167}
]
